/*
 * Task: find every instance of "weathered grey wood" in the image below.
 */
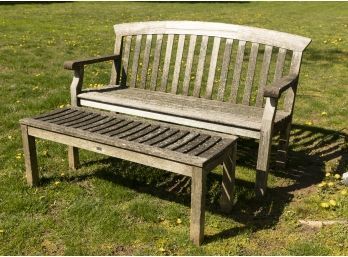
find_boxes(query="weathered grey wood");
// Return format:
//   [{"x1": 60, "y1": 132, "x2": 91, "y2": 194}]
[
  {"x1": 154, "y1": 130, "x2": 189, "y2": 148},
  {"x1": 171, "y1": 34, "x2": 185, "y2": 94},
  {"x1": 274, "y1": 48, "x2": 287, "y2": 81},
  {"x1": 139, "y1": 34, "x2": 153, "y2": 89},
  {"x1": 114, "y1": 21, "x2": 311, "y2": 51},
  {"x1": 70, "y1": 66, "x2": 84, "y2": 106},
  {"x1": 39, "y1": 109, "x2": 76, "y2": 121},
  {"x1": 150, "y1": 34, "x2": 163, "y2": 90},
  {"x1": 129, "y1": 35, "x2": 142, "y2": 88},
  {"x1": 242, "y1": 42, "x2": 259, "y2": 105},
  {"x1": 68, "y1": 146, "x2": 79, "y2": 170},
  {"x1": 276, "y1": 120, "x2": 291, "y2": 168},
  {"x1": 284, "y1": 51, "x2": 302, "y2": 112},
  {"x1": 182, "y1": 35, "x2": 197, "y2": 95},
  {"x1": 193, "y1": 36, "x2": 208, "y2": 97},
  {"x1": 110, "y1": 34, "x2": 123, "y2": 85},
  {"x1": 120, "y1": 36, "x2": 132, "y2": 86},
  {"x1": 187, "y1": 136, "x2": 220, "y2": 156},
  {"x1": 230, "y1": 40, "x2": 246, "y2": 103},
  {"x1": 256, "y1": 45, "x2": 273, "y2": 107},
  {"x1": 190, "y1": 167, "x2": 207, "y2": 246},
  {"x1": 21, "y1": 124, "x2": 39, "y2": 186},
  {"x1": 176, "y1": 135, "x2": 210, "y2": 153},
  {"x1": 160, "y1": 34, "x2": 174, "y2": 92},
  {"x1": 255, "y1": 97, "x2": 277, "y2": 197},
  {"x1": 219, "y1": 142, "x2": 236, "y2": 213},
  {"x1": 217, "y1": 38, "x2": 233, "y2": 101},
  {"x1": 205, "y1": 37, "x2": 221, "y2": 99}
]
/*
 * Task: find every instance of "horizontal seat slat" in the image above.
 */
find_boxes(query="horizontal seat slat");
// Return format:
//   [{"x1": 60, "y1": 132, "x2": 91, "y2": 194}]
[{"x1": 78, "y1": 87, "x2": 290, "y2": 131}]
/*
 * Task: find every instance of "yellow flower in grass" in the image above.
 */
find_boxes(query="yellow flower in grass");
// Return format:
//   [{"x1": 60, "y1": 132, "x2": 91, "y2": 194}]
[
  {"x1": 54, "y1": 181, "x2": 60, "y2": 186},
  {"x1": 318, "y1": 182, "x2": 327, "y2": 188},
  {"x1": 325, "y1": 172, "x2": 331, "y2": 177},
  {"x1": 334, "y1": 174, "x2": 341, "y2": 179},
  {"x1": 329, "y1": 200, "x2": 337, "y2": 207},
  {"x1": 321, "y1": 111, "x2": 328, "y2": 116},
  {"x1": 305, "y1": 121, "x2": 313, "y2": 126},
  {"x1": 341, "y1": 189, "x2": 347, "y2": 196},
  {"x1": 320, "y1": 202, "x2": 330, "y2": 208},
  {"x1": 328, "y1": 182, "x2": 334, "y2": 187}
]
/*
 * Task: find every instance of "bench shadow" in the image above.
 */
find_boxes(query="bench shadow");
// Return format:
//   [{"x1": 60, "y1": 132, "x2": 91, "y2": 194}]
[{"x1": 42, "y1": 123, "x2": 348, "y2": 244}]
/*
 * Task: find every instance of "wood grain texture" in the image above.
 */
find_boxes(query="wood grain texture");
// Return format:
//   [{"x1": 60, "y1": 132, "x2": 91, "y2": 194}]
[
  {"x1": 171, "y1": 34, "x2": 185, "y2": 94},
  {"x1": 129, "y1": 35, "x2": 142, "y2": 88},
  {"x1": 121, "y1": 36, "x2": 132, "y2": 86},
  {"x1": 193, "y1": 36, "x2": 208, "y2": 97},
  {"x1": 182, "y1": 35, "x2": 197, "y2": 95},
  {"x1": 160, "y1": 34, "x2": 174, "y2": 92},
  {"x1": 139, "y1": 34, "x2": 153, "y2": 89},
  {"x1": 230, "y1": 40, "x2": 246, "y2": 103},
  {"x1": 273, "y1": 48, "x2": 287, "y2": 81},
  {"x1": 150, "y1": 34, "x2": 163, "y2": 90},
  {"x1": 205, "y1": 37, "x2": 221, "y2": 99},
  {"x1": 242, "y1": 42, "x2": 259, "y2": 105},
  {"x1": 217, "y1": 38, "x2": 233, "y2": 101},
  {"x1": 256, "y1": 45, "x2": 273, "y2": 107},
  {"x1": 21, "y1": 124, "x2": 39, "y2": 186}
]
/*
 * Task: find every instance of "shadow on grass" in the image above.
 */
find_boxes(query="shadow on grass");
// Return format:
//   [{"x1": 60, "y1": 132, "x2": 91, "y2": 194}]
[{"x1": 41, "y1": 123, "x2": 348, "y2": 244}]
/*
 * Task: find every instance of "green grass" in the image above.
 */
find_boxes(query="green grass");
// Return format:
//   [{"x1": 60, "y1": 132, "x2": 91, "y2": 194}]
[{"x1": 0, "y1": 2, "x2": 347, "y2": 255}]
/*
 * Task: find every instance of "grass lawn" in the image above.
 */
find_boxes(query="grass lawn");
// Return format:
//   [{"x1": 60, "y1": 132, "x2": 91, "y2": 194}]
[{"x1": 0, "y1": 2, "x2": 347, "y2": 255}]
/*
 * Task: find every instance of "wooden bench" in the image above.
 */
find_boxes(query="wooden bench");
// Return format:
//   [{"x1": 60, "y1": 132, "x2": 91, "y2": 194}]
[
  {"x1": 20, "y1": 107, "x2": 237, "y2": 245},
  {"x1": 64, "y1": 21, "x2": 311, "y2": 196}
]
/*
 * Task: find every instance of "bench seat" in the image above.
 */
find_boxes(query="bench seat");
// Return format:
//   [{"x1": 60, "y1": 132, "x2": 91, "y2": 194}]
[{"x1": 78, "y1": 86, "x2": 291, "y2": 139}]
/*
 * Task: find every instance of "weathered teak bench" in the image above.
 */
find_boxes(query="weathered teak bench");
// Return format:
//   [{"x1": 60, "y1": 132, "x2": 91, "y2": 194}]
[
  {"x1": 20, "y1": 107, "x2": 237, "y2": 245},
  {"x1": 64, "y1": 21, "x2": 311, "y2": 196}
]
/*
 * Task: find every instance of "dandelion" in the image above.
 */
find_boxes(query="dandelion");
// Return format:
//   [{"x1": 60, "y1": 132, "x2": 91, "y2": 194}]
[
  {"x1": 176, "y1": 218, "x2": 182, "y2": 224},
  {"x1": 59, "y1": 104, "x2": 64, "y2": 108},
  {"x1": 8, "y1": 135, "x2": 12, "y2": 140},
  {"x1": 54, "y1": 181, "x2": 60, "y2": 185},
  {"x1": 325, "y1": 172, "x2": 331, "y2": 177},
  {"x1": 334, "y1": 174, "x2": 341, "y2": 179},
  {"x1": 0, "y1": 229, "x2": 4, "y2": 233},
  {"x1": 320, "y1": 202, "x2": 330, "y2": 208},
  {"x1": 341, "y1": 189, "x2": 347, "y2": 196},
  {"x1": 328, "y1": 182, "x2": 334, "y2": 187},
  {"x1": 159, "y1": 247, "x2": 165, "y2": 252},
  {"x1": 318, "y1": 182, "x2": 327, "y2": 187},
  {"x1": 321, "y1": 111, "x2": 327, "y2": 116},
  {"x1": 329, "y1": 200, "x2": 337, "y2": 207},
  {"x1": 60, "y1": 173, "x2": 65, "y2": 177},
  {"x1": 305, "y1": 121, "x2": 313, "y2": 126}
]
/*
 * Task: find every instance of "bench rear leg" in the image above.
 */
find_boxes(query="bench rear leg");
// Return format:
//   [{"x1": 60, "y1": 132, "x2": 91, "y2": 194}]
[
  {"x1": 190, "y1": 167, "x2": 207, "y2": 246},
  {"x1": 219, "y1": 143, "x2": 236, "y2": 213},
  {"x1": 68, "y1": 146, "x2": 79, "y2": 170},
  {"x1": 276, "y1": 121, "x2": 291, "y2": 169},
  {"x1": 21, "y1": 125, "x2": 39, "y2": 186}
]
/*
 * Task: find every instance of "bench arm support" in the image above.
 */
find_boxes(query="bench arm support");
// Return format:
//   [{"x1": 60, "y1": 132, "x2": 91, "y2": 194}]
[
  {"x1": 64, "y1": 54, "x2": 121, "y2": 70},
  {"x1": 64, "y1": 54, "x2": 121, "y2": 106},
  {"x1": 263, "y1": 74, "x2": 299, "y2": 99}
]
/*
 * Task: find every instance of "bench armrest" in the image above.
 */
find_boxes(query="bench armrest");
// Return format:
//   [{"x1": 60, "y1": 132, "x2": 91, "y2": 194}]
[
  {"x1": 263, "y1": 74, "x2": 299, "y2": 99},
  {"x1": 64, "y1": 54, "x2": 121, "y2": 70}
]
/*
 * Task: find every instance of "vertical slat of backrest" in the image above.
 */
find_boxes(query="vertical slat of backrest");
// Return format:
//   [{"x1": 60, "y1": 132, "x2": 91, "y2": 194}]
[
  {"x1": 150, "y1": 35, "x2": 163, "y2": 90},
  {"x1": 242, "y1": 42, "x2": 259, "y2": 105},
  {"x1": 205, "y1": 37, "x2": 221, "y2": 99},
  {"x1": 182, "y1": 35, "x2": 197, "y2": 96},
  {"x1": 284, "y1": 51, "x2": 302, "y2": 112},
  {"x1": 120, "y1": 36, "x2": 132, "y2": 87},
  {"x1": 129, "y1": 35, "x2": 142, "y2": 88},
  {"x1": 171, "y1": 35, "x2": 185, "y2": 94},
  {"x1": 217, "y1": 39, "x2": 233, "y2": 101},
  {"x1": 255, "y1": 45, "x2": 273, "y2": 107},
  {"x1": 193, "y1": 36, "x2": 209, "y2": 97},
  {"x1": 160, "y1": 34, "x2": 174, "y2": 92},
  {"x1": 274, "y1": 48, "x2": 287, "y2": 81},
  {"x1": 230, "y1": 40, "x2": 246, "y2": 103},
  {"x1": 110, "y1": 35, "x2": 123, "y2": 85},
  {"x1": 139, "y1": 35, "x2": 153, "y2": 89}
]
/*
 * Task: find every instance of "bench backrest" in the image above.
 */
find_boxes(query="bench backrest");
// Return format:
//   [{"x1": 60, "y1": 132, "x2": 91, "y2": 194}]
[{"x1": 111, "y1": 21, "x2": 311, "y2": 109}]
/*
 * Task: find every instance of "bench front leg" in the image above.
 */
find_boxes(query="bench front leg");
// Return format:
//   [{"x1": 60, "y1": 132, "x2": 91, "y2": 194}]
[
  {"x1": 21, "y1": 125, "x2": 39, "y2": 186},
  {"x1": 190, "y1": 167, "x2": 207, "y2": 246},
  {"x1": 68, "y1": 146, "x2": 79, "y2": 170},
  {"x1": 256, "y1": 97, "x2": 277, "y2": 197},
  {"x1": 219, "y1": 142, "x2": 237, "y2": 213}
]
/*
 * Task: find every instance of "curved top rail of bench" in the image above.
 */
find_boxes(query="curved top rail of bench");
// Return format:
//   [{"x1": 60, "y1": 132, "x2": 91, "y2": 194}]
[{"x1": 114, "y1": 21, "x2": 311, "y2": 52}]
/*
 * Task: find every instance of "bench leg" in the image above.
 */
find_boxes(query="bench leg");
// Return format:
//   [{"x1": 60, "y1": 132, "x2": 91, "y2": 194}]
[
  {"x1": 68, "y1": 146, "x2": 79, "y2": 170},
  {"x1": 276, "y1": 121, "x2": 291, "y2": 169},
  {"x1": 190, "y1": 167, "x2": 207, "y2": 246},
  {"x1": 219, "y1": 143, "x2": 236, "y2": 213},
  {"x1": 21, "y1": 125, "x2": 39, "y2": 186}
]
